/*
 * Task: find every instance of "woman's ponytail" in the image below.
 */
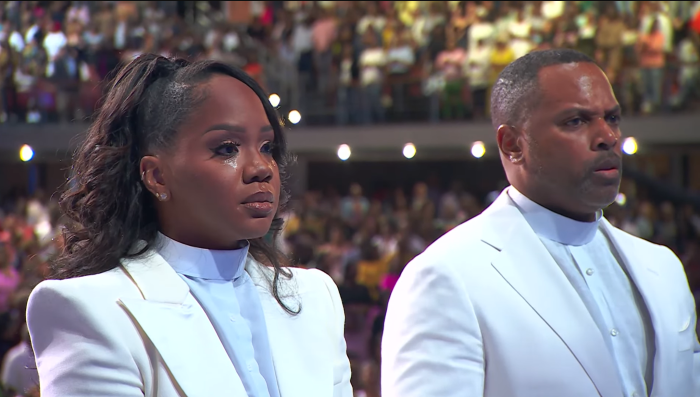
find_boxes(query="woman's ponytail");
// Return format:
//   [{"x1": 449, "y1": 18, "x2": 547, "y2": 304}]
[{"x1": 54, "y1": 55, "x2": 186, "y2": 279}]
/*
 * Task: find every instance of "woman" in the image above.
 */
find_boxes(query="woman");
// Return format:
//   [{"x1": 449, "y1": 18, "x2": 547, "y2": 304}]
[{"x1": 27, "y1": 54, "x2": 352, "y2": 397}]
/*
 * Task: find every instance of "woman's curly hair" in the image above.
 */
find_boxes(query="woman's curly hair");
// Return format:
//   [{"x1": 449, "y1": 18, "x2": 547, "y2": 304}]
[{"x1": 53, "y1": 54, "x2": 298, "y2": 314}]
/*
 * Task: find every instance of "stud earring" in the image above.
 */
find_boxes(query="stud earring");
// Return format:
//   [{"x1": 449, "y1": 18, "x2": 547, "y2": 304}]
[
  {"x1": 509, "y1": 155, "x2": 521, "y2": 163},
  {"x1": 158, "y1": 193, "x2": 168, "y2": 201}
]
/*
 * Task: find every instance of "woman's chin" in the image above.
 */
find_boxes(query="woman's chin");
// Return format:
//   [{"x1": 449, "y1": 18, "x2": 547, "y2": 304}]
[{"x1": 239, "y1": 219, "x2": 275, "y2": 241}]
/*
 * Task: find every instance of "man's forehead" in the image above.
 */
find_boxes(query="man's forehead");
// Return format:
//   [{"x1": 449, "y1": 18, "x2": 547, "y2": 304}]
[{"x1": 536, "y1": 63, "x2": 616, "y2": 108}]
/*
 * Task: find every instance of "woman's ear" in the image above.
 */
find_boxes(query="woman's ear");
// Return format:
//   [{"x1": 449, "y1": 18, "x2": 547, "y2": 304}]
[{"x1": 140, "y1": 156, "x2": 170, "y2": 201}]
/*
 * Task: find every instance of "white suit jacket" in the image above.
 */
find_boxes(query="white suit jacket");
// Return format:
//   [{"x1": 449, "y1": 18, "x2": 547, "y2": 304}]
[
  {"x1": 27, "y1": 249, "x2": 353, "y2": 397},
  {"x1": 382, "y1": 189, "x2": 700, "y2": 397}
]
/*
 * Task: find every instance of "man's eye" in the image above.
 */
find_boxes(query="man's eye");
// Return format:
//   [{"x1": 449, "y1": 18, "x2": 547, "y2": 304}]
[
  {"x1": 565, "y1": 118, "x2": 583, "y2": 127},
  {"x1": 607, "y1": 114, "x2": 621, "y2": 125}
]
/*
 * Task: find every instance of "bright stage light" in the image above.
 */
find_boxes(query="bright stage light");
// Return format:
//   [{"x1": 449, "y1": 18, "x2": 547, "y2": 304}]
[
  {"x1": 269, "y1": 94, "x2": 281, "y2": 107},
  {"x1": 288, "y1": 110, "x2": 301, "y2": 124},
  {"x1": 471, "y1": 141, "x2": 485, "y2": 158},
  {"x1": 337, "y1": 144, "x2": 351, "y2": 161},
  {"x1": 403, "y1": 143, "x2": 416, "y2": 159},
  {"x1": 615, "y1": 193, "x2": 627, "y2": 206},
  {"x1": 19, "y1": 145, "x2": 34, "y2": 162},
  {"x1": 622, "y1": 137, "x2": 637, "y2": 155}
]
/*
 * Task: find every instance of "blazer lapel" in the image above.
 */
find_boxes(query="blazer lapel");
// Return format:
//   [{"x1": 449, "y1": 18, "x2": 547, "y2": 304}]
[
  {"x1": 246, "y1": 259, "x2": 328, "y2": 397},
  {"x1": 480, "y1": 191, "x2": 623, "y2": 397},
  {"x1": 601, "y1": 221, "x2": 667, "y2": 397},
  {"x1": 119, "y1": 249, "x2": 247, "y2": 397}
]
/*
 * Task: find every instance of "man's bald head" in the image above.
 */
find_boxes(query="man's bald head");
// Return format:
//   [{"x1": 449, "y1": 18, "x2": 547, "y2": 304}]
[{"x1": 490, "y1": 49, "x2": 597, "y2": 130}]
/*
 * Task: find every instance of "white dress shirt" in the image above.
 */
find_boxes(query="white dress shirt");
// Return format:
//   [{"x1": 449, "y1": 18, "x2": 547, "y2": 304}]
[{"x1": 509, "y1": 187, "x2": 655, "y2": 396}]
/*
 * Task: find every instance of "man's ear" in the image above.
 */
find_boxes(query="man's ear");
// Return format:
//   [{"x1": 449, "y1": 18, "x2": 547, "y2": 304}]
[{"x1": 496, "y1": 124, "x2": 524, "y2": 164}]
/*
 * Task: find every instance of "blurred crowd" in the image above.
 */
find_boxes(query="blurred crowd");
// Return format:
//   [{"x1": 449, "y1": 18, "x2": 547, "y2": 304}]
[
  {"x1": 0, "y1": 1, "x2": 699, "y2": 125},
  {"x1": 0, "y1": 177, "x2": 700, "y2": 395}
]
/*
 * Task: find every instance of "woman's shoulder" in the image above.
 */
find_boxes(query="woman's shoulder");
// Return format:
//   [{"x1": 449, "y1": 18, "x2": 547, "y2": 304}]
[
  {"x1": 247, "y1": 257, "x2": 336, "y2": 294},
  {"x1": 287, "y1": 266, "x2": 338, "y2": 294},
  {"x1": 29, "y1": 266, "x2": 140, "y2": 308},
  {"x1": 246, "y1": 257, "x2": 340, "y2": 305}
]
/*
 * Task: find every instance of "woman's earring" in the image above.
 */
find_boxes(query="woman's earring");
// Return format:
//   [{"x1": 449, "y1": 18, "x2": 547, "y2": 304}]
[
  {"x1": 157, "y1": 193, "x2": 168, "y2": 201},
  {"x1": 509, "y1": 155, "x2": 522, "y2": 164}
]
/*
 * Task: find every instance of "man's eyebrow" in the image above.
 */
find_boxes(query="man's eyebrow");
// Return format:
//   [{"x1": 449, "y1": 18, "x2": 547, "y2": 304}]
[
  {"x1": 554, "y1": 104, "x2": 621, "y2": 119},
  {"x1": 604, "y1": 105, "x2": 621, "y2": 115}
]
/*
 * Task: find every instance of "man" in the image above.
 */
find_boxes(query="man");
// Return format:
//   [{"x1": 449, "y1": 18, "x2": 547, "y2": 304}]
[{"x1": 382, "y1": 49, "x2": 700, "y2": 397}]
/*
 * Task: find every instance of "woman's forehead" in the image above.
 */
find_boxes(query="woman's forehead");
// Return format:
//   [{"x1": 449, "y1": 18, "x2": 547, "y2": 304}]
[{"x1": 180, "y1": 76, "x2": 269, "y2": 132}]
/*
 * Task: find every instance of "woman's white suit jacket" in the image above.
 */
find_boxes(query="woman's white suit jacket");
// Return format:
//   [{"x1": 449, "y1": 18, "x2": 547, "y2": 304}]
[{"x1": 27, "y1": 249, "x2": 353, "y2": 397}]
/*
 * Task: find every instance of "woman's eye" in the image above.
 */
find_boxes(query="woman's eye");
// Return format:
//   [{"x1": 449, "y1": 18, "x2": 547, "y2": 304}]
[
  {"x1": 214, "y1": 142, "x2": 240, "y2": 156},
  {"x1": 261, "y1": 141, "x2": 276, "y2": 155}
]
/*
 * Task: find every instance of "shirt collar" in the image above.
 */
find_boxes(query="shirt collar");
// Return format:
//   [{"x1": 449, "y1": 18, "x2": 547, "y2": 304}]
[
  {"x1": 508, "y1": 186, "x2": 601, "y2": 246},
  {"x1": 156, "y1": 233, "x2": 249, "y2": 281}
]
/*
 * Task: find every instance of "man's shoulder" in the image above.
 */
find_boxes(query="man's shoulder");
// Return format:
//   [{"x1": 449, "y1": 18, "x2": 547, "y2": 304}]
[
  {"x1": 605, "y1": 220, "x2": 679, "y2": 260},
  {"x1": 415, "y1": 213, "x2": 495, "y2": 268}
]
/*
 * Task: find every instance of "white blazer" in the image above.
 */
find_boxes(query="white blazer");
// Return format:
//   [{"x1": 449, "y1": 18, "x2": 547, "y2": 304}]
[
  {"x1": 382, "y1": 189, "x2": 700, "y2": 397},
  {"x1": 27, "y1": 249, "x2": 353, "y2": 397}
]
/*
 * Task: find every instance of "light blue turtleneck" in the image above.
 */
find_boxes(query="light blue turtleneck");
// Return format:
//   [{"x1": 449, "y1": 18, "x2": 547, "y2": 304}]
[{"x1": 156, "y1": 234, "x2": 280, "y2": 397}]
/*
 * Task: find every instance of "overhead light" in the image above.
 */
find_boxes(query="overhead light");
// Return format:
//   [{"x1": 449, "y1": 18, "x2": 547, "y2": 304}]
[
  {"x1": 471, "y1": 141, "x2": 485, "y2": 158},
  {"x1": 19, "y1": 144, "x2": 34, "y2": 162},
  {"x1": 288, "y1": 110, "x2": 301, "y2": 124},
  {"x1": 269, "y1": 93, "x2": 281, "y2": 107},
  {"x1": 403, "y1": 143, "x2": 416, "y2": 159},
  {"x1": 622, "y1": 137, "x2": 637, "y2": 155},
  {"x1": 337, "y1": 144, "x2": 351, "y2": 161},
  {"x1": 615, "y1": 193, "x2": 627, "y2": 206}
]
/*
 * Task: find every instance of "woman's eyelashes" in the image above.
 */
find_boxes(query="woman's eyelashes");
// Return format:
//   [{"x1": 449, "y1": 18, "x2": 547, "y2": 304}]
[
  {"x1": 213, "y1": 141, "x2": 276, "y2": 158},
  {"x1": 261, "y1": 141, "x2": 276, "y2": 155},
  {"x1": 213, "y1": 141, "x2": 241, "y2": 157}
]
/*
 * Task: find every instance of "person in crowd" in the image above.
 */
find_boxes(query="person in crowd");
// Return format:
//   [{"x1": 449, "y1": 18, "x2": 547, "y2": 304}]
[
  {"x1": 0, "y1": 245, "x2": 20, "y2": 315},
  {"x1": 637, "y1": 20, "x2": 666, "y2": 114},
  {"x1": 508, "y1": 7, "x2": 533, "y2": 59},
  {"x1": 336, "y1": 44, "x2": 359, "y2": 125},
  {"x1": 359, "y1": 31, "x2": 387, "y2": 124},
  {"x1": 355, "y1": 239, "x2": 394, "y2": 302},
  {"x1": 312, "y1": 7, "x2": 337, "y2": 96},
  {"x1": 356, "y1": 2, "x2": 386, "y2": 42},
  {"x1": 26, "y1": 54, "x2": 352, "y2": 397},
  {"x1": 672, "y1": 32, "x2": 700, "y2": 109},
  {"x1": 596, "y1": 5, "x2": 626, "y2": 83},
  {"x1": 382, "y1": 48, "x2": 699, "y2": 397},
  {"x1": 1, "y1": 323, "x2": 38, "y2": 396},
  {"x1": 434, "y1": 36, "x2": 466, "y2": 119},
  {"x1": 487, "y1": 35, "x2": 515, "y2": 114},
  {"x1": 385, "y1": 32, "x2": 415, "y2": 121},
  {"x1": 465, "y1": 38, "x2": 491, "y2": 119},
  {"x1": 361, "y1": 313, "x2": 385, "y2": 397}
]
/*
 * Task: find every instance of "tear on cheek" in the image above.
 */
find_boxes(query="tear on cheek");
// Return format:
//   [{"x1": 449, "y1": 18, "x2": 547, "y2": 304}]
[{"x1": 225, "y1": 158, "x2": 238, "y2": 169}]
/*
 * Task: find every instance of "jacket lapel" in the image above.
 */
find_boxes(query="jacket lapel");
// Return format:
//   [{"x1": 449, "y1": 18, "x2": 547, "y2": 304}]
[
  {"x1": 601, "y1": 222, "x2": 668, "y2": 396},
  {"x1": 119, "y1": 249, "x2": 247, "y2": 397},
  {"x1": 246, "y1": 260, "x2": 328, "y2": 397},
  {"x1": 480, "y1": 190, "x2": 623, "y2": 397}
]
